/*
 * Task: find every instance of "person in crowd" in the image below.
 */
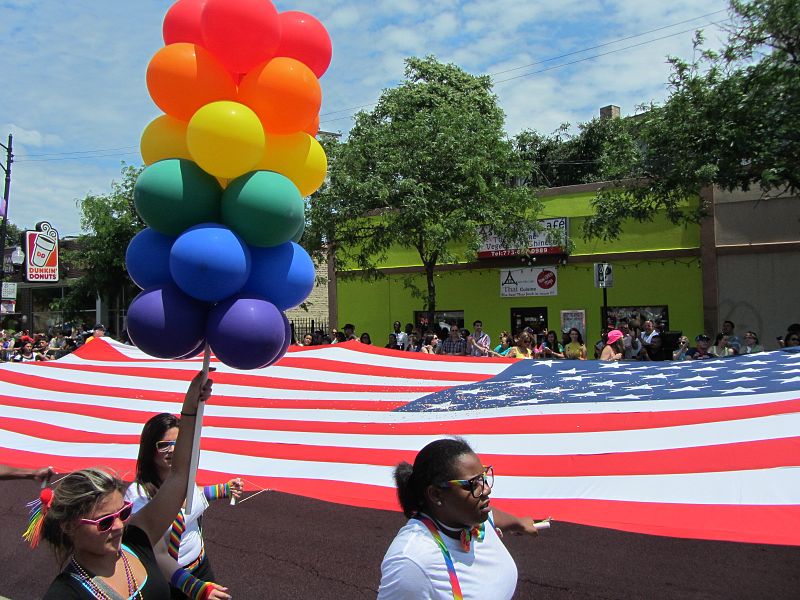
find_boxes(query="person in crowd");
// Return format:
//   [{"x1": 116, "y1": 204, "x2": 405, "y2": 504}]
[
  {"x1": 467, "y1": 320, "x2": 491, "y2": 357},
  {"x1": 541, "y1": 330, "x2": 564, "y2": 359},
  {"x1": 506, "y1": 331, "x2": 535, "y2": 359},
  {"x1": 420, "y1": 334, "x2": 438, "y2": 354},
  {"x1": 11, "y1": 341, "x2": 39, "y2": 362},
  {"x1": 719, "y1": 320, "x2": 741, "y2": 353},
  {"x1": 564, "y1": 328, "x2": 587, "y2": 360},
  {"x1": 302, "y1": 333, "x2": 314, "y2": 346},
  {"x1": 642, "y1": 334, "x2": 669, "y2": 361},
  {"x1": 29, "y1": 371, "x2": 231, "y2": 599},
  {"x1": 377, "y1": 438, "x2": 539, "y2": 599},
  {"x1": 343, "y1": 324, "x2": 357, "y2": 341},
  {"x1": 437, "y1": 326, "x2": 467, "y2": 356},
  {"x1": 386, "y1": 333, "x2": 399, "y2": 350},
  {"x1": 618, "y1": 320, "x2": 636, "y2": 360},
  {"x1": 407, "y1": 333, "x2": 421, "y2": 352},
  {"x1": 84, "y1": 323, "x2": 106, "y2": 344},
  {"x1": 359, "y1": 332, "x2": 373, "y2": 345},
  {"x1": 673, "y1": 335, "x2": 691, "y2": 361},
  {"x1": 740, "y1": 331, "x2": 763, "y2": 354},
  {"x1": 489, "y1": 332, "x2": 513, "y2": 357},
  {"x1": 640, "y1": 320, "x2": 659, "y2": 347},
  {"x1": 126, "y1": 410, "x2": 242, "y2": 598},
  {"x1": 687, "y1": 334, "x2": 714, "y2": 360},
  {"x1": 629, "y1": 323, "x2": 644, "y2": 359},
  {"x1": 391, "y1": 321, "x2": 409, "y2": 351},
  {"x1": 332, "y1": 331, "x2": 347, "y2": 344},
  {"x1": 0, "y1": 464, "x2": 53, "y2": 482},
  {"x1": 600, "y1": 329, "x2": 624, "y2": 361},
  {"x1": 710, "y1": 333, "x2": 738, "y2": 357},
  {"x1": 594, "y1": 329, "x2": 609, "y2": 359},
  {"x1": 782, "y1": 332, "x2": 800, "y2": 347}
]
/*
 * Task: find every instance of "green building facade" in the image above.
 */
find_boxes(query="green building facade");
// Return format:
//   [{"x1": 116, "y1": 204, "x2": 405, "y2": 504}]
[{"x1": 334, "y1": 183, "x2": 704, "y2": 346}]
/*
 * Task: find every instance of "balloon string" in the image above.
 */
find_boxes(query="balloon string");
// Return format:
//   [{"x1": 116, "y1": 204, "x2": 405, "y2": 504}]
[{"x1": 235, "y1": 478, "x2": 273, "y2": 505}]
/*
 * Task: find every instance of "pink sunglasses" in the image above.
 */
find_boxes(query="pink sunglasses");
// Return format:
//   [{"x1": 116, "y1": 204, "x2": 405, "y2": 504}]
[{"x1": 79, "y1": 501, "x2": 133, "y2": 532}]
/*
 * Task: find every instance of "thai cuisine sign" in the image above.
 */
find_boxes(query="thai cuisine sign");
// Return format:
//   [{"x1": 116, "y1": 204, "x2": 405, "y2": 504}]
[
  {"x1": 25, "y1": 221, "x2": 59, "y2": 282},
  {"x1": 500, "y1": 267, "x2": 558, "y2": 297},
  {"x1": 478, "y1": 218, "x2": 568, "y2": 258}
]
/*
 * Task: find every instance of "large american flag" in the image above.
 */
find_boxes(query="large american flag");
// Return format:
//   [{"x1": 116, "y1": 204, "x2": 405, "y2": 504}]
[{"x1": 1, "y1": 339, "x2": 798, "y2": 546}]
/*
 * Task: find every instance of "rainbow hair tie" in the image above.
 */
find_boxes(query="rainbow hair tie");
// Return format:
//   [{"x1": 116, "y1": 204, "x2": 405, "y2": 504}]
[{"x1": 22, "y1": 488, "x2": 54, "y2": 549}]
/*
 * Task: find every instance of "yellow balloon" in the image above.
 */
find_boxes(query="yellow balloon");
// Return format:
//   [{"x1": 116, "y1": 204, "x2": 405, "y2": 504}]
[
  {"x1": 255, "y1": 132, "x2": 328, "y2": 197},
  {"x1": 140, "y1": 115, "x2": 190, "y2": 165},
  {"x1": 186, "y1": 101, "x2": 265, "y2": 179}
]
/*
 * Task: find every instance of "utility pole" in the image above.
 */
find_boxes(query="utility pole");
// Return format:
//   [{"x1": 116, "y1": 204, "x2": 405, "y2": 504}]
[{"x1": 0, "y1": 133, "x2": 13, "y2": 292}]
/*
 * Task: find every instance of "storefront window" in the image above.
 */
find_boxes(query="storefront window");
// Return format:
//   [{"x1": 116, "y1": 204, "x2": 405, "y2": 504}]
[{"x1": 414, "y1": 310, "x2": 464, "y2": 332}]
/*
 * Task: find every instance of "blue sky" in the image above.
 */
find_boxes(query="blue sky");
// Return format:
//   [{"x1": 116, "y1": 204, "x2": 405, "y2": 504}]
[{"x1": 1, "y1": 0, "x2": 729, "y2": 236}]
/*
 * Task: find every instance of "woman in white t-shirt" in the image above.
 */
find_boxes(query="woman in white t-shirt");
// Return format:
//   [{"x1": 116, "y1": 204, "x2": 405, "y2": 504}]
[
  {"x1": 378, "y1": 438, "x2": 540, "y2": 599},
  {"x1": 126, "y1": 412, "x2": 242, "y2": 599}
]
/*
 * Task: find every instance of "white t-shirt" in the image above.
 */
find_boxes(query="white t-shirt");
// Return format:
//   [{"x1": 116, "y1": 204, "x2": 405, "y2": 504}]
[
  {"x1": 378, "y1": 514, "x2": 517, "y2": 599},
  {"x1": 125, "y1": 482, "x2": 209, "y2": 566}
]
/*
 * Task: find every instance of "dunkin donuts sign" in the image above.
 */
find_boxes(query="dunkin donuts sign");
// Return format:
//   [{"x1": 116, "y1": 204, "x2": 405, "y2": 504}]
[{"x1": 24, "y1": 221, "x2": 59, "y2": 282}]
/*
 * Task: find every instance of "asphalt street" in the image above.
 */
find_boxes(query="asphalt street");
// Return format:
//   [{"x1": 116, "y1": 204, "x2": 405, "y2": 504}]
[{"x1": 1, "y1": 479, "x2": 798, "y2": 599}]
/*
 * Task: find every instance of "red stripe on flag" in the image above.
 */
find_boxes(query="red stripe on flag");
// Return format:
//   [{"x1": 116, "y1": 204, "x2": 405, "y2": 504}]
[{"x1": 3, "y1": 415, "x2": 799, "y2": 477}]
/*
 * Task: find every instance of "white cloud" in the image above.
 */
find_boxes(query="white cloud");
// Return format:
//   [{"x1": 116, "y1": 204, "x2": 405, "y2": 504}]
[{"x1": 0, "y1": 0, "x2": 732, "y2": 233}]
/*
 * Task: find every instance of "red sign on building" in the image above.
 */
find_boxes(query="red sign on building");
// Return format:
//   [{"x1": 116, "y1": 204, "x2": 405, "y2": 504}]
[{"x1": 24, "y1": 221, "x2": 59, "y2": 282}]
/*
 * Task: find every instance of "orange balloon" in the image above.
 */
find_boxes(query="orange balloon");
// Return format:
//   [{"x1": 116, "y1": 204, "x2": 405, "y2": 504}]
[
  {"x1": 146, "y1": 43, "x2": 237, "y2": 121},
  {"x1": 238, "y1": 57, "x2": 322, "y2": 135},
  {"x1": 304, "y1": 114, "x2": 320, "y2": 137}
]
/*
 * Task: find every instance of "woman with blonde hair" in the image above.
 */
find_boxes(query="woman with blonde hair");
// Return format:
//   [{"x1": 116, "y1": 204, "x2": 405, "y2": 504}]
[{"x1": 24, "y1": 371, "x2": 230, "y2": 599}]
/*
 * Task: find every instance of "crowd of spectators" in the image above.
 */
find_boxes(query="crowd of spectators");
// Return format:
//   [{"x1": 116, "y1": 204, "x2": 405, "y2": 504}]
[
  {"x1": 0, "y1": 323, "x2": 107, "y2": 362},
  {"x1": 296, "y1": 318, "x2": 800, "y2": 361}
]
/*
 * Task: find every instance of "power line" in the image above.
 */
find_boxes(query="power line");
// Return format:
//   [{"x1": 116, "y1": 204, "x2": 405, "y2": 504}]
[
  {"x1": 319, "y1": 9, "x2": 729, "y2": 124},
  {"x1": 15, "y1": 151, "x2": 139, "y2": 163},
  {"x1": 16, "y1": 145, "x2": 138, "y2": 158},
  {"x1": 493, "y1": 20, "x2": 727, "y2": 84},
  {"x1": 489, "y1": 9, "x2": 728, "y2": 77}
]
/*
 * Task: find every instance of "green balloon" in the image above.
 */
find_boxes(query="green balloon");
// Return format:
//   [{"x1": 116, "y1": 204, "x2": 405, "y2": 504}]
[
  {"x1": 290, "y1": 218, "x2": 306, "y2": 244},
  {"x1": 222, "y1": 171, "x2": 304, "y2": 247},
  {"x1": 134, "y1": 159, "x2": 222, "y2": 236}
]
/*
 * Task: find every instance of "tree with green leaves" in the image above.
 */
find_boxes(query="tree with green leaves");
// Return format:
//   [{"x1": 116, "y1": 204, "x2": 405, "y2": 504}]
[
  {"x1": 583, "y1": 0, "x2": 800, "y2": 240},
  {"x1": 306, "y1": 56, "x2": 541, "y2": 323},
  {"x1": 58, "y1": 164, "x2": 143, "y2": 320}
]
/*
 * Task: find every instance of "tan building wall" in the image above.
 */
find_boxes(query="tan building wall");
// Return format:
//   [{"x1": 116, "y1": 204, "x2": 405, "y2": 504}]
[{"x1": 712, "y1": 187, "x2": 800, "y2": 346}]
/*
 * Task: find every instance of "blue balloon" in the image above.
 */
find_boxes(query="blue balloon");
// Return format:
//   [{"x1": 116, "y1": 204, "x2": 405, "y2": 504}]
[
  {"x1": 127, "y1": 284, "x2": 209, "y2": 359},
  {"x1": 126, "y1": 228, "x2": 176, "y2": 290},
  {"x1": 169, "y1": 223, "x2": 251, "y2": 302},
  {"x1": 241, "y1": 242, "x2": 315, "y2": 311},
  {"x1": 207, "y1": 295, "x2": 286, "y2": 370}
]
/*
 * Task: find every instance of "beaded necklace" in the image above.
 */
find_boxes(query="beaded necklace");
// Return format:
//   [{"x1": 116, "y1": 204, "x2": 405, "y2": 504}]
[{"x1": 70, "y1": 550, "x2": 144, "y2": 600}]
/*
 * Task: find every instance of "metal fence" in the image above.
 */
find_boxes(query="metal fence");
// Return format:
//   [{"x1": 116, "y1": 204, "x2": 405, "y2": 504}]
[{"x1": 290, "y1": 317, "x2": 329, "y2": 343}]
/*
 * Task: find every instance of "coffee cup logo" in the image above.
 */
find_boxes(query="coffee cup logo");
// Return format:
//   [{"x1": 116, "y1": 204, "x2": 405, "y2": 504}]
[{"x1": 24, "y1": 221, "x2": 60, "y2": 282}]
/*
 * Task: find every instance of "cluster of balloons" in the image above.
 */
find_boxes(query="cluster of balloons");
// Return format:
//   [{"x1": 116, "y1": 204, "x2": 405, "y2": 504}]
[{"x1": 126, "y1": 0, "x2": 330, "y2": 369}]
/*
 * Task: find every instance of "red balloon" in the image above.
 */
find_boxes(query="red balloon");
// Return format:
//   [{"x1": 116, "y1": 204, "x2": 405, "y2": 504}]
[
  {"x1": 201, "y1": 0, "x2": 281, "y2": 75},
  {"x1": 276, "y1": 11, "x2": 332, "y2": 78},
  {"x1": 163, "y1": 0, "x2": 206, "y2": 45}
]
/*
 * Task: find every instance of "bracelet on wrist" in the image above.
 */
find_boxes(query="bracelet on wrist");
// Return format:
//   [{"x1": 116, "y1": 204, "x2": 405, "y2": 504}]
[{"x1": 180, "y1": 411, "x2": 197, "y2": 417}]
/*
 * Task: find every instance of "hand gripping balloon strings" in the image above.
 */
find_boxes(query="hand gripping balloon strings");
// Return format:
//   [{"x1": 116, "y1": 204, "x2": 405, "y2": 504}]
[{"x1": 185, "y1": 345, "x2": 212, "y2": 514}]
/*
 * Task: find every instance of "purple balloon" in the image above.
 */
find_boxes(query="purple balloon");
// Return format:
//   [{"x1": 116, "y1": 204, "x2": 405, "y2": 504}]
[
  {"x1": 261, "y1": 312, "x2": 292, "y2": 367},
  {"x1": 127, "y1": 284, "x2": 209, "y2": 359},
  {"x1": 175, "y1": 339, "x2": 208, "y2": 360},
  {"x1": 207, "y1": 295, "x2": 286, "y2": 370}
]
